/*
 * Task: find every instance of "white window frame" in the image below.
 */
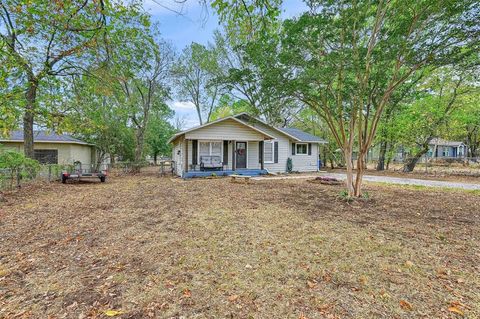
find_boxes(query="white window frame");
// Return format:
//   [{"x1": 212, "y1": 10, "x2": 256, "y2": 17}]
[
  {"x1": 263, "y1": 140, "x2": 275, "y2": 164},
  {"x1": 295, "y1": 143, "x2": 308, "y2": 155},
  {"x1": 198, "y1": 140, "x2": 223, "y2": 160}
]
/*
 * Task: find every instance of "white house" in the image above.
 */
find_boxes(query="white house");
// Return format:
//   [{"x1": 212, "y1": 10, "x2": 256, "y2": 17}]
[
  {"x1": 168, "y1": 113, "x2": 327, "y2": 178},
  {"x1": 427, "y1": 138, "x2": 467, "y2": 159}
]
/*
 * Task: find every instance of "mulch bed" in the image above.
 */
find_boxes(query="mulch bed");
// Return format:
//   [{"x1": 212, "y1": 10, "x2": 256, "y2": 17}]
[{"x1": 308, "y1": 176, "x2": 343, "y2": 185}]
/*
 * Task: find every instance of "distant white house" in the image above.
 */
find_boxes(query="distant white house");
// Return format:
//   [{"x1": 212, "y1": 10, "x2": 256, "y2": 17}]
[
  {"x1": 386, "y1": 138, "x2": 468, "y2": 163},
  {"x1": 168, "y1": 113, "x2": 327, "y2": 178},
  {"x1": 426, "y1": 138, "x2": 467, "y2": 159}
]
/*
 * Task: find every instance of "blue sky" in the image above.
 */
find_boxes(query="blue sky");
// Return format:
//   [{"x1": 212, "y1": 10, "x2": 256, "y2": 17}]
[{"x1": 143, "y1": 0, "x2": 307, "y2": 128}]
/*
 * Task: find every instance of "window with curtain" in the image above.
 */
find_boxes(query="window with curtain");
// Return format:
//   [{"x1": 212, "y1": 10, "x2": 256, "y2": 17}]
[
  {"x1": 211, "y1": 141, "x2": 222, "y2": 156},
  {"x1": 199, "y1": 142, "x2": 210, "y2": 157},
  {"x1": 199, "y1": 141, "x2": 222, "y2": 157},
  {"x1": 295, "y1": 143, "x2": 308, "y2": 155},
  {"x1": 264, "y1": 141, "x2": 274, "y2": 163}
]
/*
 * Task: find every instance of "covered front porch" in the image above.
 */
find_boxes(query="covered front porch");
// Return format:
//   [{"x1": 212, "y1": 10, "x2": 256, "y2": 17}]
[
  {"x1": 181, "y1": 139, "x2": 269, "y2": 178},
  {"x1": 169, "y1": 116, "x2": 276, "y2": 178}
]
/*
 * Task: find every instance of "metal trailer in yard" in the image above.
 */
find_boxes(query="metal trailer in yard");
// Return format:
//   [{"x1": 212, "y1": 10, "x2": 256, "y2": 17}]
[{"x1": 62, "y1": 163, "x2": 108, "y2": 183}]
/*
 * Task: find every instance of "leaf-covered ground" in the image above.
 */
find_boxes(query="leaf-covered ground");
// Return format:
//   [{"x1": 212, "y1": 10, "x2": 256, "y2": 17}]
[{"x1": 0, "y1": 172, "x2": 479, "y2": 318}]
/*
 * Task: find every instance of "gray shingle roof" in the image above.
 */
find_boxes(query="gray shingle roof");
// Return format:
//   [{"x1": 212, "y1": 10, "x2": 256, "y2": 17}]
[
  {"x1": 429, "y1": 138, "x2": 465, "y2": 147},
  {"x1": 277, "y1": 127, "x2": 326, "y2": 143},
  {"x1": 1, "y1": 130, "x2": 90, "y2": 145}
]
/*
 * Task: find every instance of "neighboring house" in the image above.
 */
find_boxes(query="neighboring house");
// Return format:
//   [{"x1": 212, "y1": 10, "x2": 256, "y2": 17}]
[
  {"x1": 376, "y1": 138, "x2": 468, "y2": 163},
  {"x1": 426, "y1": 138, "x2": 467, "y2": 159},
  {"x1": 0, "y1": 131, "x2": 96, "y2": 165},
  {"x1": 168, "y1": 113, "x2": 327, "y2": 178}
]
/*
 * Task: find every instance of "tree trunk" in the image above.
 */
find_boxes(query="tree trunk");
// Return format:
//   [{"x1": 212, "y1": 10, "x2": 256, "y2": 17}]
[
  {"x1": 154, "y1": 153, "x2": 158, "y2": 165},
  {"x1": 344, "y1": 149, "x2": 355, "y2": 196},
  {"x1": 134, "y1": 129, "x2": 145, "y2": 169},
  {"x1": 354, "y1": 153, "x2": 366, "y2": 197},
  {"x1": 403, "y1": 146, "x2": 429, "y2": 172},
  {"x1": 23, "y1": 78, "x2": 38, "y2": 159},
  {"x1": 376, "y1": 141, "x2": 388, "y2": 171}
]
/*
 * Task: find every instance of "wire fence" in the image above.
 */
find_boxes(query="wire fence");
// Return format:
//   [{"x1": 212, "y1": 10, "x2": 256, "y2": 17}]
[
  {"x1": 0, "y1": 164, "x2": 75, "y2": 191},
  {"x1": 0, "y1": 161, "x2": 158, "y2": 191}
]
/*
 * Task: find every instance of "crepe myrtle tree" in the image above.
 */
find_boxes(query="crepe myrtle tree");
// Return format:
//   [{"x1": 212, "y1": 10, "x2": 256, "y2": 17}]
[{"x1": 213, "y1": 0, "x2": 480, "y2": 197}]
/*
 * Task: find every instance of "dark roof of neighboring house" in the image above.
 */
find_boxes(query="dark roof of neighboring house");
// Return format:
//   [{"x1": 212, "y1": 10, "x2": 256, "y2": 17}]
[
  {"x1": 429, "y1": 138, "x2": 465, "y2": 147},
  {"x1": 276, "y1": 127, "x2": 326, "y2": 143},
  {"x1": 0, "y1": 130, "x2": 91, "y2": 145}
]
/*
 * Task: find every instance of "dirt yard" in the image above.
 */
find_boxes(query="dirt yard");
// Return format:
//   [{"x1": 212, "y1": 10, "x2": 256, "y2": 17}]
[{"x1": 0, "y1": 172, "x2": 479, "y2": 318}]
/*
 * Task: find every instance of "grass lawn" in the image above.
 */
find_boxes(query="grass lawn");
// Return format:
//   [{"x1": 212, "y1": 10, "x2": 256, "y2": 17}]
[{"x1": 0, "y1": 172, "x2": 479, "y2": 318}]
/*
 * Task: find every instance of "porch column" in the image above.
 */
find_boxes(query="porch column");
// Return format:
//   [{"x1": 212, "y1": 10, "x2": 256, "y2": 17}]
[
  {"x1": 259, "y1": 140, "x2": 264, "y2": 170},
  {"x1": 184, "y1": 139, "x2": 189, "y2": 173},
  {"x1": 232, "y1": 140, "x2": 236, "y2": 171}
]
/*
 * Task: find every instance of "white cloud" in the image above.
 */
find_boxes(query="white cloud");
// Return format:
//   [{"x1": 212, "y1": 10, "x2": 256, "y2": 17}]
[{"x1": 169, "y1": 100, "x2": 196, "y2": 110}]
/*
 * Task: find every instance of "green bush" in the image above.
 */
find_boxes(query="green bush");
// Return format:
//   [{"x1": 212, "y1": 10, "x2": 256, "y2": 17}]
[{"x1": 0, "y1": 149, "x2": 40, "y2": 188}]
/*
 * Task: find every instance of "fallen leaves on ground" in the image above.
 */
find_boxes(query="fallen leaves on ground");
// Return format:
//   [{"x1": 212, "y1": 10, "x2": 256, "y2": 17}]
[
  {"x1": 400, "y1": 300, "x2": 413, "y2": 310},
  {"x1": 448, "y1": 301, "x2": 466, "y2": 316},
  {"x1": 104, "y1": 309, "x2": 124, "y2": 317},
  {"x1": 0, "y1": 169, "x2": 479, "y2": 318}
]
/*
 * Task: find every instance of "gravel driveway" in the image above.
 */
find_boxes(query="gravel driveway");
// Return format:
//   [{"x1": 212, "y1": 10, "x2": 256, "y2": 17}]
[
  {"x1": 324, "y1": 172, "x2": 480, "y2": 190},
  {"x1": 254, "y1": 172, "x2": 480, "y2": 190}
]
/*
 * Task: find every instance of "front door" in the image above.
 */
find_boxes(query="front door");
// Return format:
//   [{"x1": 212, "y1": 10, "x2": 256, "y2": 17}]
[{"x1": 236, "y1": 142, "x2": 247, "y2": 169}]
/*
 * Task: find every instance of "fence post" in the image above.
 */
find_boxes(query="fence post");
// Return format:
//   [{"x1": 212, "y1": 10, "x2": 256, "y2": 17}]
[{"x1": 48, "y1": 165, "x2": 52, "y2": 182}]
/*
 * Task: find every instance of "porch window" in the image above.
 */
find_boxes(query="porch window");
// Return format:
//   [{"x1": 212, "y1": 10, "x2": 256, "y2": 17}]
[
  {"x1": 295, "y1": 143, "x2": 308, "y2": 155},
  {"x1": 199, "y1": 141, "x2": 222, "y2": 157},
  {"x1": 264, "y1": 141, "x2": 275, "y2": 163}
]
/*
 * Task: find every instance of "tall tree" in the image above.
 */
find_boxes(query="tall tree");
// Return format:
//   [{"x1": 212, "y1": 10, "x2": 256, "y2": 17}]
[
  {"x1": 0, "y1": 0, "x2": 118, "y2": 158},
  {"x1": 214, "y1": 0, "x2": 479, "y2": 197},
  {"x1": 172, "y1": 42, "x2": 221, "y2": 125},
  {"x1": 214, "y1": 31, "x2": 299, "y2": 125},
  {"x1": 145, "y1": 109, "x2": 176, "y2": 165},
  {"x1": 115, "y1": 40, "x2": 173, "y2": 165}
]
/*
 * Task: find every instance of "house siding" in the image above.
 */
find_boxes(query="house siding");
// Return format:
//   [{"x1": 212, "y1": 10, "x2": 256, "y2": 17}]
[
  {"x1": 0, "y1": 141, "x2": 94, "y2": 165},
  {"x1": 184, "y1": 119, "x2": 267, "y2": 141},
  {"x1": 247, "y1": 141, "x2": 260, "y2": 169},
  {"x1": 235, "y1": 119, "x2": 320, "y2": 173},
  {"x1": 291, "y1": 143, "x2": 319, "y2": 172},
  {"x1": 172, "y1": 137, "x2": 184, "y2": 176}
]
